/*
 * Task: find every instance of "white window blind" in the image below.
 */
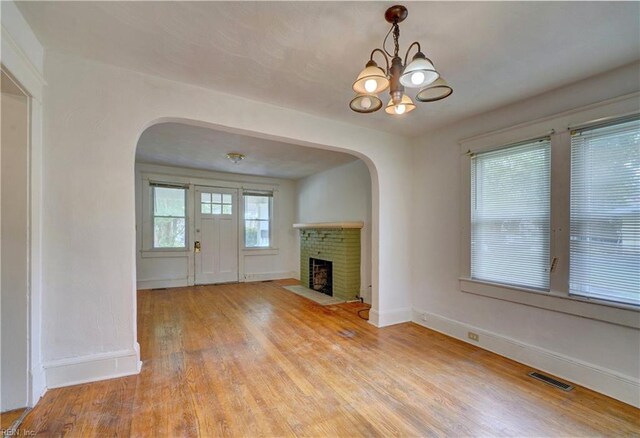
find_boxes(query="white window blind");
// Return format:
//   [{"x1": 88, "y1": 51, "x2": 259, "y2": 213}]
[
  {"x1": 471, "y1": 138, "x2": 551, "y2": 289},
  {"x1": 570, "y1": 116, "x2": 640, "y2": 306}
]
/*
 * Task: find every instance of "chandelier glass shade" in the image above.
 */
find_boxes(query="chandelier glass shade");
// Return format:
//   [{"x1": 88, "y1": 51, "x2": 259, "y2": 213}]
[
  {"x1": 385, "y1": 94, "x2": 415, "y2": 115},
  {"x1": 350, "y1": 93, "x2": 384, "y2": 113},
  {"x1": 416, "y1": 77, "x2": 454, "y2": 102},
  {"x1": 349, "y1": 4, "x2": 452, "y2": 115},
  {"x1": 352, "y1": 61, "x2": 390, "y2": 94}
]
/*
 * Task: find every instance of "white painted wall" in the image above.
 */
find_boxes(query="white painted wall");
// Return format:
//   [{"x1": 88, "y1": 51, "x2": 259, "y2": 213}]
[
  {"x1": 411, "y1": 62, "x2": 640, "y2": 406},
  {"x1": 1, "y1": 0, "x2": 47, "y2": 405},
  {"x1": 135, "y1": 162, "x2": 297, "y2": 288},
  {"x1": 39, "y1": 50, "x2": 412, "y2": 387},
  {"x1": 296, "y1": 160, "x2": 372, "y2": 303},
  {"x1": 1, "y1": 87, "x2": 29, "y2": 411}
]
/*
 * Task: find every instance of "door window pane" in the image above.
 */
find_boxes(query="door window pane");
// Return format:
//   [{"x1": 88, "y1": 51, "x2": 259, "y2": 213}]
[{"x1": 201, "y1": 192, "x2": 233, "y2": 215}]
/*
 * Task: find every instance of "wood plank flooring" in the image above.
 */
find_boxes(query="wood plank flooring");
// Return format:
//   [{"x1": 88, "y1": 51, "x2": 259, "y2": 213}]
[
  {"x1": 1, "y1": 407, "x2": 27, "y2": 432},
  {"x1": 19, "y1": 281, "x2": 640, "y2": 437}
]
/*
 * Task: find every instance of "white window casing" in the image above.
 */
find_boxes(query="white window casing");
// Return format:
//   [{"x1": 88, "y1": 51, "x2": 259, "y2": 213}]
[{"x1": 459, "y1": 92, "x2": 640, "y2": 328}]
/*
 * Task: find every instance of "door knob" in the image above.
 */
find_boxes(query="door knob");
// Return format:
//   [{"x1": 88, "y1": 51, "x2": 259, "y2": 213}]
[{"x1": 194, "y1": 241, "x2": 201, "y2": 253}]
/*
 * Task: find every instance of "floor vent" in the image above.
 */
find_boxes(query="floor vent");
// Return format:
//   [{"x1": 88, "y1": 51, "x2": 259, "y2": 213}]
[
  {"x1": 152, "y1": 288, "x2": 168, "y2": 291},
  {"x1": 528, "y1": 371, "x2": 574, "y2": 391}
]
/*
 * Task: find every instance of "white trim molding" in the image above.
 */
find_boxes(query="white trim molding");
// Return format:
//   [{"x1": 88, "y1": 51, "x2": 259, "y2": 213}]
[
  {"x1": 44, "y1": 348, "x2": 142, "y2": 389},
  {"x1": 460, "y1": 278, "x2": 640, "y2": 329},
  {"x1": 242, "y1": 270, "x2": 296, "y2": 282},
  {"x1": 1, "y1": 2, "x2": 47, "y2": 407},
  {"x1": 137, "y1": 277, "x2": 189, "y2": 290},
  {"x1": 293, "y1": 222, "x2": 364, "y2": 229},
  {"x1": 369, "y1": 307, "x2": 412, "y2": 328},
  {"x1": 412, "y1": 308, "x2": 640, "y2": 408}
]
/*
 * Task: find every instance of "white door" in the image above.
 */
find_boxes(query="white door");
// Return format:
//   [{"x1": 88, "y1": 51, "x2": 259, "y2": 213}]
[{"x1": 194, "y1": 187, "x2": 239, "y2": 284}]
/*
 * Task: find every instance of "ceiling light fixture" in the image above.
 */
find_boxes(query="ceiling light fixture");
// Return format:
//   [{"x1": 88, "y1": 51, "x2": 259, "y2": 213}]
[
  {"x1": 349, "y1": 4, "x2": 453, "y2": 115},
  {"x1": 226, "y1": 152, "x2": 245, "y2": 164}
]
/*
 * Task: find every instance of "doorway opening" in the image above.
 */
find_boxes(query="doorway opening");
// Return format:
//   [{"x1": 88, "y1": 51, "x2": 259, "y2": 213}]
[{"x1": 1, "y1": 69, "x2": 30, "y2": 419}]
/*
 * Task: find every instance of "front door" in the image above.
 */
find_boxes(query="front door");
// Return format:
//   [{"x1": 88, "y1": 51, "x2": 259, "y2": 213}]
[{"x1": 194, "y1": 186, "x2": 239, "y2": 284}]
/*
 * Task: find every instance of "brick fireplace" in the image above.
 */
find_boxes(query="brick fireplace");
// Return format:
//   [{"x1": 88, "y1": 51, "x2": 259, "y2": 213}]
[{"x1": 294, "y1": 222, "x2": 362, "y2": 302}]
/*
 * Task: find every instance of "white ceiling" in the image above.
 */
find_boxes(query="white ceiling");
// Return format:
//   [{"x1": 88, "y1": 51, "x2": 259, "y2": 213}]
[
  {"x1": 136, "y1": 122, "x2": 358, "y2": 179},
  {"x1": 16, "y1": 2, "x2": 640, "y2": 137}
]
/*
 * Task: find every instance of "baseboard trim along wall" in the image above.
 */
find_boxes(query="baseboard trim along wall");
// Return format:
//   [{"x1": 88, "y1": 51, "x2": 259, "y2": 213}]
[
  {"x1": 369, "y1": 307, "x2": 412, "y2": 328},
  {"x1": 412, "y1": 309, "x2": 640, "y2": 408},
  {"x1": 242, "y1": 271, "x2": 297, "y2": 282},
  {"x1": 30, "y1": 363, "x2": 47, "y2": 406},
  {"x1": 44, "y1": 348, "x2": 142, "y2": 389},
  {"x1": 137, "y1": 271, "x2": 298, "y2": 289},
  {"x1": 137, "y1": 277, "x2": 188, "y2": 290}
]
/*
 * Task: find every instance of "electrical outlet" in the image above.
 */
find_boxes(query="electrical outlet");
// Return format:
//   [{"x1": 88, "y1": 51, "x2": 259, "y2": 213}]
[
  {"x1": 468, "y1": 332, "x2": 479, "y2": 342},
  {"x1": 421, "y1": 313, "x2": 428, "y2": 322}
]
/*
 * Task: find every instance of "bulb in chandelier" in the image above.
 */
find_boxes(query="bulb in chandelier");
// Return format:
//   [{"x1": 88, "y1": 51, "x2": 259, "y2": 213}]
[
  {"x1": 364, "y1": 79, "x2": 378, "y2": 93},
  {"x1": 411, "y1": 71, "x2": 425, "y2": 86},
  {"x1": 395, "y1": 104, "x2": 406, "y2": 115},
  {"x1": 360, "y1": 96, "x2": 372, "y2": 110}
]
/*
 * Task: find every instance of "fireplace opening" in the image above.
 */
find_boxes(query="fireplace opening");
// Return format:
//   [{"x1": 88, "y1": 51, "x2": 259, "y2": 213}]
[{"x1": 309, "y1": 258, "x2": 333, "y2": 296}]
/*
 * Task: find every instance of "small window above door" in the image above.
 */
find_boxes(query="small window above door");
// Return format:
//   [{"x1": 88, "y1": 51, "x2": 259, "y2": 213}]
[{"x1": 201, "y1": 192, "x2": 232, "y2": 215}]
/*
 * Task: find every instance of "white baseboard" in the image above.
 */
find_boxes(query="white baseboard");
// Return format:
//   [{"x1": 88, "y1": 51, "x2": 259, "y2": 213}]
[
  {"x1": 137, "y1": 277, "x2": 188, "y2": 290},
  {"x1": 412, "y1": 308, "x2": 640, "y2": 408},
  {"x1": 369, "y1": 307, "x2": 412, "y2": 328},
  {"x1": 242, "y1": 271, "x2": 297, "y2": 282},
  {"x1": 29, "y1": 363, "x2": 47, "y2": 406},
  {"x1": 44, "y1": 347, "x2": 142, "y2": 389}
]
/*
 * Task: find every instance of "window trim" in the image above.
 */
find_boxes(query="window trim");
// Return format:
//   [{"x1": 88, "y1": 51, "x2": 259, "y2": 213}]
[
  {"x1": 242, "y1": 192, "x2": 273, "y2": 249},
  {"x1": 151, "y1": 183, "x2": 188, "y2": 250},
  {"x1": 459, "y1": 92, "x2": 640, "y2": 328}
]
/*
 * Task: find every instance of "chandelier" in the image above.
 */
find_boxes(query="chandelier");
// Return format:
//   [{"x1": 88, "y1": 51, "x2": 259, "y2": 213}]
[{"x1": 349, "y1": 5, "x2": 453, "y2": 115}]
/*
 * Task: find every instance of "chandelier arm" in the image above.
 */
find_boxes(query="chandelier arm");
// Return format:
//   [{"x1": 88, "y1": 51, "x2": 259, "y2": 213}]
[
  {"x1": 403, "y1": 41, "x2": 421, "y2": 66},
  {"x1": 382, "y1": 23, "x2": 395, "y2": 58},
  {"x1": 369, "y1": 48, "x2": 390, "y2": 74}
]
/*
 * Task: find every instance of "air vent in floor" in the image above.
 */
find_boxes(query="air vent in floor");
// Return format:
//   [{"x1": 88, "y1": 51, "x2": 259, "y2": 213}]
[{"x1": 528, "y1": 371, "x2": 574, "y2": 391}]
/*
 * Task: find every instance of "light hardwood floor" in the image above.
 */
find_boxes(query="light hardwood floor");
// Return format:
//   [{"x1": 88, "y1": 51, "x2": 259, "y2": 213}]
[
  {"x1": 20, "y1": 281, "x2": 640, "y2": 437},
  {"x1": 1, "y1": 407, "x2": 27, "y2": 432}
]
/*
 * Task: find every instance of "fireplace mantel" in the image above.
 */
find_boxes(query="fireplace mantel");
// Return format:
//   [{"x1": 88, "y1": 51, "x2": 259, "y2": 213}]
[{"x1": 293, "y1": 222, "x2": 363, "y2": 230}]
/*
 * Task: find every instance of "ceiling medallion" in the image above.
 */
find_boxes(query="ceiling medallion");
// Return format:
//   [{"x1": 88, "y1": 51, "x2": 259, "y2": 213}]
[
  {"x1": 226, "y1": 152, "x2": 245, "y2": 164},
  {"x1": 349, "y1": 4, "x2": 453, "y2": 116}
]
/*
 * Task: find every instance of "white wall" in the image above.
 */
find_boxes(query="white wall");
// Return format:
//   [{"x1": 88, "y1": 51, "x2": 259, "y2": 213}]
[
  {"x1": 296, "y1": 160, "x2": 372, "y2": 303},
  {"x1": 39, "y1": 50, "x2": 413, "y2": 387},
  {"x1": 1, "y1": 87, "x2": 29, "y2": 411},
  {"x1": 135, "y1": 162, "x2": 297, "y2": 289},
  {"x1": 411, "y1": 62, "x2": 640, "y2": 406}
]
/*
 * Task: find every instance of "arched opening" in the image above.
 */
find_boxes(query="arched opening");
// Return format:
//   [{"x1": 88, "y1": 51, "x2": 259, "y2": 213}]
[{"x1": 133, "y1": 118, "x2": 378, "y2": 361}]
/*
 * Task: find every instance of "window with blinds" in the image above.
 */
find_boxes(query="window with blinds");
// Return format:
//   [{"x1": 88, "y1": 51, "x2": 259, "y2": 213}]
[
  {"x1": 570, "y1": 116, "x2": 640, "y2": 306},
  {"x1": 471, "y1": 138, "x2": 551, "y2": 290}
]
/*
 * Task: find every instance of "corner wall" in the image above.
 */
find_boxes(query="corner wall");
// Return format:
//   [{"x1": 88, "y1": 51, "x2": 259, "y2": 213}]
[
  {"x1": 296, "y1": 160, "x2": 372, "y2": 302},
  {"x1": 410, "y1": 62, "x2": 640, "y2": 406}
]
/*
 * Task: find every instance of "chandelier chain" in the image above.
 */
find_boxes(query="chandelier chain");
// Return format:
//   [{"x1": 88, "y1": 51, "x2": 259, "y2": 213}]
[{"x1": 392, "y1": 22, "x2": 400, "y2": 58}]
